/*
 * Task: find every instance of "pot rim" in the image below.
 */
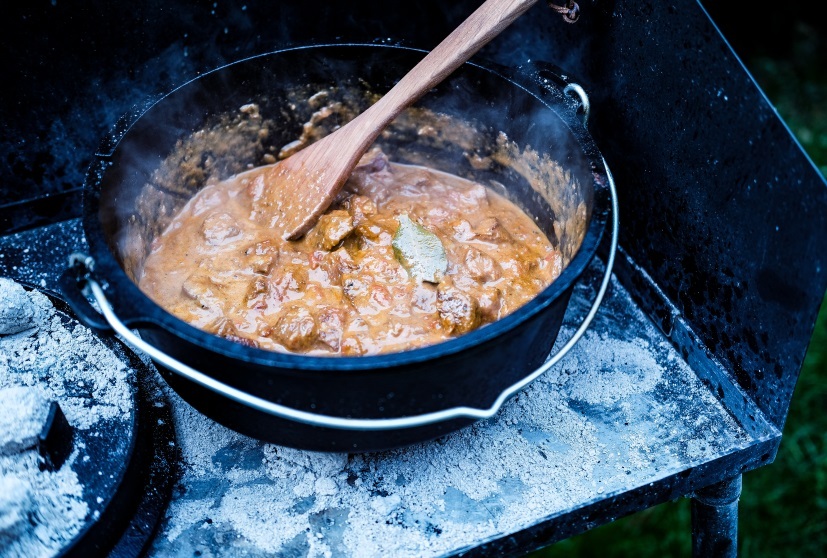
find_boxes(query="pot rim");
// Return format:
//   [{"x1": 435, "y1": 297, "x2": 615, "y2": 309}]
[{"x1": 83, "y1": 42, "x2": 611, "y2": 373}]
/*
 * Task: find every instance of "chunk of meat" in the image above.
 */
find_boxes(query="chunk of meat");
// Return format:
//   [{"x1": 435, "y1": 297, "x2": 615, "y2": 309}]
[
  {"x1": 342, "y1": 195, "x2": 378, "y2": 225},
  {"x1": 201, "y1": 212, "x2": 243, "y2": 246},
  {"x1": 463, "y1": 247, "x2": 502, "y2": 282},
  {"x1": 314, "y1": 209, "x2": 355, "y2": 251},
  {"x1": 342, "y1": 276, "x2": 368, "y2": 304},
  {"x1": 267, "y1": 262, "x2": 309, "y2": 303},
  {"x1": 331, "y1": 247, "x2": 358, "y2": 273},
  {"x1": 245, "y1": 275, "x2": 268, "y2": 308},
  {"x1": 202, "y1": 257, "x2": 246, "y2": 286},
  {"x1": 342, "y1": 195, "x2": 386, "y2": 240},
  {"x1": 317, "y1": 307, "x2": 345, "y2": 351},
  {"x1": 182, "y1": 257, "x2": 247, "y2": 310},
  {"x1": 437, "y1": 283, "x2": 480, "y2": 335},
  {"x1": 473, "y1": 216, "x2": 512, "y2": 242},
  {"x1": 269, "y1": 304, "x2": 318, "y2": 351},
  {"x1": 182, "y1": 273, "x2": 220, "y2": 309},
  {"x1": 244, "y1": 239, "x2": 280, "y2": 274},
  {"x1": 476, "y1": 286, "x2": 502, "y2": 322},
  {"x1": 205, "y1": 317, "x2": 259, "y2": 348},
  {"x1": 452, "y1": 220, "x2": 475, "y2": 242}
]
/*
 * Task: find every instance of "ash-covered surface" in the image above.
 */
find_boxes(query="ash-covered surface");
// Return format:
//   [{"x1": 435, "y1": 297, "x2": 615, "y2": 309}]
[
  {"x1": 0, "y1": 221, "x2": 754, "y2": 557},
  {"x1": 143, "y1": 260, "x2": 752, "y2": 558},
  {"x1": 0, "y1": 277, "x2": 135, "y2": 557}
]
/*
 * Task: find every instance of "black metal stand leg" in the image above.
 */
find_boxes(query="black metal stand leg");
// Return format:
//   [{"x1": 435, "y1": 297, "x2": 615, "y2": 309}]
[{"x1": 691, "y1": 475, "x2": 742, "y2": 558}]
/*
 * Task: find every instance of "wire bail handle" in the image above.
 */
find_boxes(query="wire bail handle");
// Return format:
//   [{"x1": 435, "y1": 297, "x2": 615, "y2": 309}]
[{"x1": 72, "y1": 82, "x2": 615, "y2": 432}]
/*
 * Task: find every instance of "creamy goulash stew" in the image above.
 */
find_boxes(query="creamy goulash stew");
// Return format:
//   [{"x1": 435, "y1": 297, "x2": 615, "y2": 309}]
[{"x1": 139, "y1": 149, "x2": 562, "y2": 356}]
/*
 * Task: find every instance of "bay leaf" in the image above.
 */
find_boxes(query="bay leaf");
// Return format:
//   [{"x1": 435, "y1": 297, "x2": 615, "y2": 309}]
[{"x1": 392, "y1": 214, "x2": 447, "y2": 284}]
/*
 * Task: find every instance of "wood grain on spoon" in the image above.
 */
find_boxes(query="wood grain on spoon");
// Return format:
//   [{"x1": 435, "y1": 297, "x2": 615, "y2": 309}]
[{"x1": 263, "y1": 0, "x2": 539, "y2": 241}]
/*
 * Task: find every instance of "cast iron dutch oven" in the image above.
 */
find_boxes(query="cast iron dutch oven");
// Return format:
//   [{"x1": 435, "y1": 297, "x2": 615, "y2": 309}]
[{"x1": 61, "y1": 44, "x2": 617, "y2": 452}]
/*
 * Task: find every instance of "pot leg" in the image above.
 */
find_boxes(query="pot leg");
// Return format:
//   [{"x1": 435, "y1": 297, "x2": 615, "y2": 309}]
[{"x1": 691, "y1": 475, "x2": 742, "y2": 558}]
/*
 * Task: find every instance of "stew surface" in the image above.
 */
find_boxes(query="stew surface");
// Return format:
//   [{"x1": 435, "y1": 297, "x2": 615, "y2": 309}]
[{"x1": 139, "y1": 150, "x2": 561, "y2": 355}]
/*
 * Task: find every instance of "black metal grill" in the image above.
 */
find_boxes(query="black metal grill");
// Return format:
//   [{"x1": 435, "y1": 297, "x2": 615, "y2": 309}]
[{"x1": 1, "y1": 1, "x2": 825, "y2": 556}]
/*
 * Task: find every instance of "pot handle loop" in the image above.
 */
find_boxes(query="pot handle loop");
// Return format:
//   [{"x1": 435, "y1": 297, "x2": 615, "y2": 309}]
[
  {"x1": 547, "y1": 1, "x2": 580, "y2": 23},
  {"x1": 58, "y1": 253, "x2": 112, "y2": 332},
  {"x1": 84, "y1": 164, "x2": 618, "y2": 431},
  {"x1": 563, "y1": 83, "x2": 590, "y2": 127}
]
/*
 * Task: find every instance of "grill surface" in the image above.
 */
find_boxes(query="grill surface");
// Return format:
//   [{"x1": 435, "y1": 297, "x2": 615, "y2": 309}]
[
  {"x1": 0, "y1": 219, "x2": 777, "y2": 557},
  {"x1": 1, "y1": 0, "x2": 825, "y2": 556}
]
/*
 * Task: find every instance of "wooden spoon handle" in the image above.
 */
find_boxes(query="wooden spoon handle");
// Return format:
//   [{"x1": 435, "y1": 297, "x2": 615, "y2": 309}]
[
  {"x1": 275, "y1": 0, "x2": 540, "y2": 241},
  {"x1": 339, "y1": 0, "x2": 539, "y2": 153}
]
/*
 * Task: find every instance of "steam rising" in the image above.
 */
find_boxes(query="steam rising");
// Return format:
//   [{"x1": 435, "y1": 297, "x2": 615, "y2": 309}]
[{"x1": 97, "y1": 46, "x2": 592, "y2": 284}]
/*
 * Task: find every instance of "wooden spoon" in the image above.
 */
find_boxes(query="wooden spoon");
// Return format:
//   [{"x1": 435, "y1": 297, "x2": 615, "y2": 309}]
[{"x1": 261, "y1": 0, "x2": 540, "y2": 240}]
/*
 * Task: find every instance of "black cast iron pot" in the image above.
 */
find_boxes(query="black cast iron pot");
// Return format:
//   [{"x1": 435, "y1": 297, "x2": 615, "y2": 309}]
[{"x1": 61, "y1": 44, "x2": 613, "y2": 452}]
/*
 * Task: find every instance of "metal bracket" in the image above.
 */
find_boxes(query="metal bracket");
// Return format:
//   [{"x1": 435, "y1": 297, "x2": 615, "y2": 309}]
[
  {"x1": 547, "y1": 1, "x2": 580, "y2": 23},
  {"x1": 564, "y1": 83, "x2": 591, "y2": 127}
]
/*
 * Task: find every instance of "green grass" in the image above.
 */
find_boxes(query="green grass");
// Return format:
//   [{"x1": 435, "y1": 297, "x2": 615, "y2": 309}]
[{"x1": 527, "y1": 21, "x2": 827, "y2": 558}]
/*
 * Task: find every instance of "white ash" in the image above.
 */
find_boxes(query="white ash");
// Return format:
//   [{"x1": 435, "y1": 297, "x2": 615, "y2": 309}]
[
  {"x1": 0, "y1": 278, "x2": 40, "y2": 335},
  {"x1": 0, "y1": 475, "x2": 32, "y2": 533},
  {"x1": 0, "y1": 283, "x2": 133, "y2": 430},
  {"x1": 0, "y1": 386, "x2": 50, "y2": 456},
  {"x1": 553, "y1": 331, "x2": 667, "y2": 405},
  {"x1": 0, "y1": 278, "x2": 134, "y2": 557},
  {"x1": 0, "y1": 452, "x2": 87, "y2": 558},
  {"x1": 152, "y1": 275, "x2": 750, "y2": 557}
]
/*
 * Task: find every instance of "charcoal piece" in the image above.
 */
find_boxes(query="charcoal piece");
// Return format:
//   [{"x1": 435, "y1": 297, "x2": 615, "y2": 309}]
[
  {"x1": 0, "y1": 387, "x2": 74, "y2": 471},
  {"x1": 0, "y1": 277, "x2": 37, "y2": 335},
  {"x1": 0, "y1": 386, "x2": 49, "y2": 456},
  {"x1": 37, "y1": 402, "x2": 74, "y2": 472}
]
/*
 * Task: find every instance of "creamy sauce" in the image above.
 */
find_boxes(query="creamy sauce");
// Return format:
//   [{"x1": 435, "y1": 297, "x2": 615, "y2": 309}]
[{"x1": 139, "y1": 150, "x2": 561, "y2": 355}]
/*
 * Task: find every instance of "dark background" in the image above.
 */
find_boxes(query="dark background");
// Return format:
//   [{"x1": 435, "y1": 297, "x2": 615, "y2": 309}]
[{"x1": 5, "y1": 0, "x2": 821, "y2": 207}]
